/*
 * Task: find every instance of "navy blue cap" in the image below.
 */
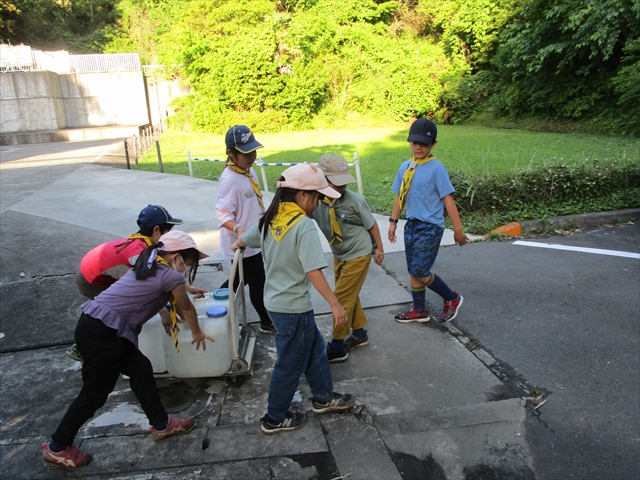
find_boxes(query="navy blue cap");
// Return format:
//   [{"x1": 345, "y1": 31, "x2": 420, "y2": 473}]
[
  {"x1": 225, "y1": 125, "x2": 263, "y2": 154},
  {"x1": 407, "y1": 118, "x2": 437, "y2": 146},
  {"x1": 137, "y1": 205, "x2": 183, "y2": 229}
]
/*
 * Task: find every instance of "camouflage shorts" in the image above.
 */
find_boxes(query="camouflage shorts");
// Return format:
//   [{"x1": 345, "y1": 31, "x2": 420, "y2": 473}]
[{"x1": 404, "y1": 219, "x2": 444, "y2": 278}]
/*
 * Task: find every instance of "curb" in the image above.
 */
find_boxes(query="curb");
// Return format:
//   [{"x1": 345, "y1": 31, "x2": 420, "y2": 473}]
[{"x1": 486, "y1": 208, "x2": 640, "y2": 237}]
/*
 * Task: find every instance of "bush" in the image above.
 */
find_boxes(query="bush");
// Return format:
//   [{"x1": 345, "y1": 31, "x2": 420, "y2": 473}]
[
  {"x1": 450, "y1": 158, "x2": 640, "y2": 233},
  {"x1": 439, "y1": 70, "x2": 496, "y2": 123}
]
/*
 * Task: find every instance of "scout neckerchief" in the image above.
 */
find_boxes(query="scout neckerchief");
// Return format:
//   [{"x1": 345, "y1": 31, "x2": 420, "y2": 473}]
[
  {"x1": 226, "y1": 160, "x2": 264, "y2": 210},
  {"x1": 398, "y1": 154, "x2": 435, "y2": 209},
  {"x1": 269, "y1": 202, "x2": 306, "y2": 242},
  {"x1": 149, "y1": 252, "x2": 180, "y2": 353},
  {"x1": 114, "y1": 233, "x2": 153, "y2": 253},
  {"x1": 322, "y1": 197, "x2": 343, "y2": 246}
]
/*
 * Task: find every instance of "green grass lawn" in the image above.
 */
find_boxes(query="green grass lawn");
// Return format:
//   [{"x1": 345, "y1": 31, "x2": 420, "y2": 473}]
[{"x1": 133, "y1": 124, "x2": 640, "y2": 217}]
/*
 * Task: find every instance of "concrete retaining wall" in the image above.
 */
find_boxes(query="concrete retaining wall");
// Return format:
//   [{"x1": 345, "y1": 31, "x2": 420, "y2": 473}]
[{"x1": 0, "y1": 71, "x2": 149, "y2": 133}]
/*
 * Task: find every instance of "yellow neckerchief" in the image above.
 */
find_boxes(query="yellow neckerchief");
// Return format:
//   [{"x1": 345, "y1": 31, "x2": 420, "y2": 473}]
[
  {"x1": 156, "y1": 256, "x2": 180, "y2": 353},
  {"x1": 322, "y1": 197, "x2": 343, "y2": 246},
  {"x1": 398, "y1": 154, "x2": 435, "y2": 209},
  {"x1": 226, "y1": 159, "x2": 264, "y2": 210},
  {"x1": 269, "y1": 202, "x2": 306, "y2": 243},
  {"x1": 114, "y1": 233, "x2": 153, "y2": 253}
]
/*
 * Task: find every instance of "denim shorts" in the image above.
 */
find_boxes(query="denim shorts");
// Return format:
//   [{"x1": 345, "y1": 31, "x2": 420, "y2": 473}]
[{"x1": 404, "y1": 219, "x2": 444, "y2": 278}]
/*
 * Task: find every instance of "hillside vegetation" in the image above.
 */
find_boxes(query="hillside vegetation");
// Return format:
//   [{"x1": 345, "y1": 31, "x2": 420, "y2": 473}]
[{"x1": 3, "y1": 0, "x2": 639, "y2": 135}]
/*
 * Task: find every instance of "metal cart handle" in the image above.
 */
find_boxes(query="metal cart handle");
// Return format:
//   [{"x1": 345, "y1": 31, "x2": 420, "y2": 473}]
[{"x1": 228, "y1": 248, "x2": 246, "y2": 361}]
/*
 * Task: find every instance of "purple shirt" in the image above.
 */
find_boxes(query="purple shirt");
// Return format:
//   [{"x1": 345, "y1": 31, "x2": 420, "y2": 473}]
[{"x1": 82, "y1": 266, "x2": 185, "y2": 347}]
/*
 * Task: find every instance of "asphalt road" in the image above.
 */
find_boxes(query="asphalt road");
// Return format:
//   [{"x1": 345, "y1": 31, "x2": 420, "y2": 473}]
[{"x1": 382, "y1": 223, "x2": 639, "y2": 480}]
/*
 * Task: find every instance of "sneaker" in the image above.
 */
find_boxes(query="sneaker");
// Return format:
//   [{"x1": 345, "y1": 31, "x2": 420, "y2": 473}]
[
  {"x1": 261, "y1": 411, "x2": 308, "y2": 434},
  {"x1": 41, "y1": 442, "x2": 92, "y2": 469},
  {"x1": 65, "y1": 344, "x2": 84, "y2": 363},
  {"x1": 344, "y1": 332, "x2": 369, "y2": 351},
  {"x1": 259, "y1": 323, "x2": 277, "y2": 334},
  {"x1": 148, "y1": 415, "x2": 195, "y2": 441},
  {"x1": 395, "y1": 309, "x2": 430, "y2": 323},
  {"x1": 326, "y1": 343, "x2": 348, "y2": 363},
  {"x1": 311, "y1": 392, "x2": 356, "y2": 414},
  {"x1": 440, "y1": 292, "x2": 463, "y2": 322}
]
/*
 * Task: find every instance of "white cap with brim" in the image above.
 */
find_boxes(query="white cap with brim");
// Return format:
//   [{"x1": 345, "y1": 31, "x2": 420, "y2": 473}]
[{"x1": 276, "y1": 164, "x2": 340, "y2": 199}]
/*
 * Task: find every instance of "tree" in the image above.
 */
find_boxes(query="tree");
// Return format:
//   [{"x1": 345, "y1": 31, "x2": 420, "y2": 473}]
[{"x1": 492, "y1": 0, "x2": 640, "y2": 122}]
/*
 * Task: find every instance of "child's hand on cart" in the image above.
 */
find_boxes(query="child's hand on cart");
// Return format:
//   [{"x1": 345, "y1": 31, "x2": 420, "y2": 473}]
[
  {"x1": 186, "y1": 284, "x2": 207, "y2": 297},
  {"x1": 231, "y1": 236, "x2": 246, "y2": 251}
]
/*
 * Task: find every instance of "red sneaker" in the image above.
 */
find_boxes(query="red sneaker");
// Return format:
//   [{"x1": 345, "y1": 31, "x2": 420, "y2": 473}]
[
  {"x1": 440, "y1": 292, "x2": 463, "y2": 322},
  {"x1": 149, "y1": 415, "x2": 195, "y2": 441},
  {"x1": 41, "y1": 442, "x2": 92, "y2": 469},
  {"x1": 395, "y1": 308, "x2": 430, "y2": 323}
]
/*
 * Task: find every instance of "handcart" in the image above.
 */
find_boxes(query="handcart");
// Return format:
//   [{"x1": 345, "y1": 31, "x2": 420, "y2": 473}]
[
  {"x1": 224, "y1": 248, "x2": 257, "y2": 384},
  {"x1": 138, "y1": 248, "x2": 256, "y2": 382}
]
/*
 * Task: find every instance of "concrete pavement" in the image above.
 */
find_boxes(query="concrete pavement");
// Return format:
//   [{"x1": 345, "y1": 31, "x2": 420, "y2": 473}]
[{"x1": 0, "y1": 140, "x2": 578, "y2": 479}]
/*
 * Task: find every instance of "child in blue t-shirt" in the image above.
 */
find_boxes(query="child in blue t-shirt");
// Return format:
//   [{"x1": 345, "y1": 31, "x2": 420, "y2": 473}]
[{"x1": 388, "y1": 118, "x2": 468, "y2": 323}]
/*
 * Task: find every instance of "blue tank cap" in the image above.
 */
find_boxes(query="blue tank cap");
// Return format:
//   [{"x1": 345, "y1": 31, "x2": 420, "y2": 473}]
[
  {"x1": 206, "y1": 305, "x2": 228, "y2": 318},
  {"x1": 213, "y1": 288, "x2": 229, "y2": 300}
]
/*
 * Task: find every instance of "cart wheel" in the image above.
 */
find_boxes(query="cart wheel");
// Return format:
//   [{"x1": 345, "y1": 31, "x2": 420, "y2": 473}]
[{"x1": 226, "y1": 375, "x2": 247, "y2": 387}]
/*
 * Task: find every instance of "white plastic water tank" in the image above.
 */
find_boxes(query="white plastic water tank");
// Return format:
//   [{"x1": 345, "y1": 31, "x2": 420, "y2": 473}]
[
  {"x1": 138, "y1": 313, "x2": 167, "y2": 373},
  {"x1": 163, "y1": 305, "x2": 233, "y2": 378},
  {"x1": 190, "y1": 288, "x2": 229, "y2": 316}
]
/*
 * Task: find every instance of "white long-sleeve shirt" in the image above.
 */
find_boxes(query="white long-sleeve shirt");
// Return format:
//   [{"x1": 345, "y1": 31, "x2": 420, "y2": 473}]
[{"x1": 215, "y1": 167, "x2": 264, "y2": 259}]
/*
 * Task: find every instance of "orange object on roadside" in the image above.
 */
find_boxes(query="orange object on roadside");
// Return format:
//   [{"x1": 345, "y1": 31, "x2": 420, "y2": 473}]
[{"x1": 489, "y1": 222, "x2": 522, "y2": 236}]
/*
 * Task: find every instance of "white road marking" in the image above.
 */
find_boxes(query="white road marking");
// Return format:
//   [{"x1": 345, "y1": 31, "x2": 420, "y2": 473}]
[{"x1": 513, "y1": 240, "x2": 640, "y2": 259}]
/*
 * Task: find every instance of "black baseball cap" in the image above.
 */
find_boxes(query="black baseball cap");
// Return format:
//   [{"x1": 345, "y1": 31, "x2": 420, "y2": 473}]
[
  {"x1": 225, "y1": 125, "x2": 263, "y2": 154},
  {"x1": 137, "y1": 205, "x2": 183, "y2": 229},
  {"x1": 407, "y1": 118, "x2": 437, "y2": 146}
]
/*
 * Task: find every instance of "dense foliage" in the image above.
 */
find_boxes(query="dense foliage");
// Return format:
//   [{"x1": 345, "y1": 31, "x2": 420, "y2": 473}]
[
  {"x1": 2, "y1": 0, "x2": 639, "y2": 134},
  {"x1": 1, "y1": 0, "x2": 118, "y2": 52},
  {"x1": 489, "y1": 0, "x2": 640, "y2": 134}
]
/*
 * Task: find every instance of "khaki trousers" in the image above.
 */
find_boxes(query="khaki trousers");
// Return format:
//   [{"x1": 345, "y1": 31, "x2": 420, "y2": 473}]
[{"x1": 332, "y1": 254, "x2": 371, "y2": 340}]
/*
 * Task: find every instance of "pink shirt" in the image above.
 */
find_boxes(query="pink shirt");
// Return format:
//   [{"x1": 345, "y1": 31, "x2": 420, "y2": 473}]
[{"x1": 215, "y1": 167, "x2": 264, "y2": 259}]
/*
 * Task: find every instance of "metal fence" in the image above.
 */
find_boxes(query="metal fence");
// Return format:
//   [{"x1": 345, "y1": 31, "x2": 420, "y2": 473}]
[
  {"x1": 1, "y1": 45, "x2": 141, "y2": 74},
  {"x1": 124, "y1": 124, "x2": 163, "y2": 168},
  {"x1": 187, "y1": 152, "x2": 364, "y2": 196},
  {"x1": 0, "y1": 45, "x2": 33, "y2": 71},
  {"x1": 142, "y1": 65, "x2": 166, "y2": 76},
  {"x1": 69, "y1": 53, "x2": 140, "y2": 73}
]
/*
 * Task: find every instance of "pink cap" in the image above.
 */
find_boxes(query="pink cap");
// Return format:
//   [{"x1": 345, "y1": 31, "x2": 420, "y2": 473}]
[
  {"x1": 276, "y1": 163, "x2": 340, "y2": 198},
  {"x1": 159, "y1": 230, "x2": 209, "y2": 259}
]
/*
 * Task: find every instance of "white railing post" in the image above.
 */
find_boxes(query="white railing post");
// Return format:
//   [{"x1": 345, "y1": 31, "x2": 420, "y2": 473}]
[
  {"x1": 354, "y1": 153, "x2": 363, "y2": 197},
  {"x1": 258, "y1": 154, "x2": 269, "y2": 193},
  {"x1": 187, "y1": 150, "x2": 193, "y2": 177}
]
